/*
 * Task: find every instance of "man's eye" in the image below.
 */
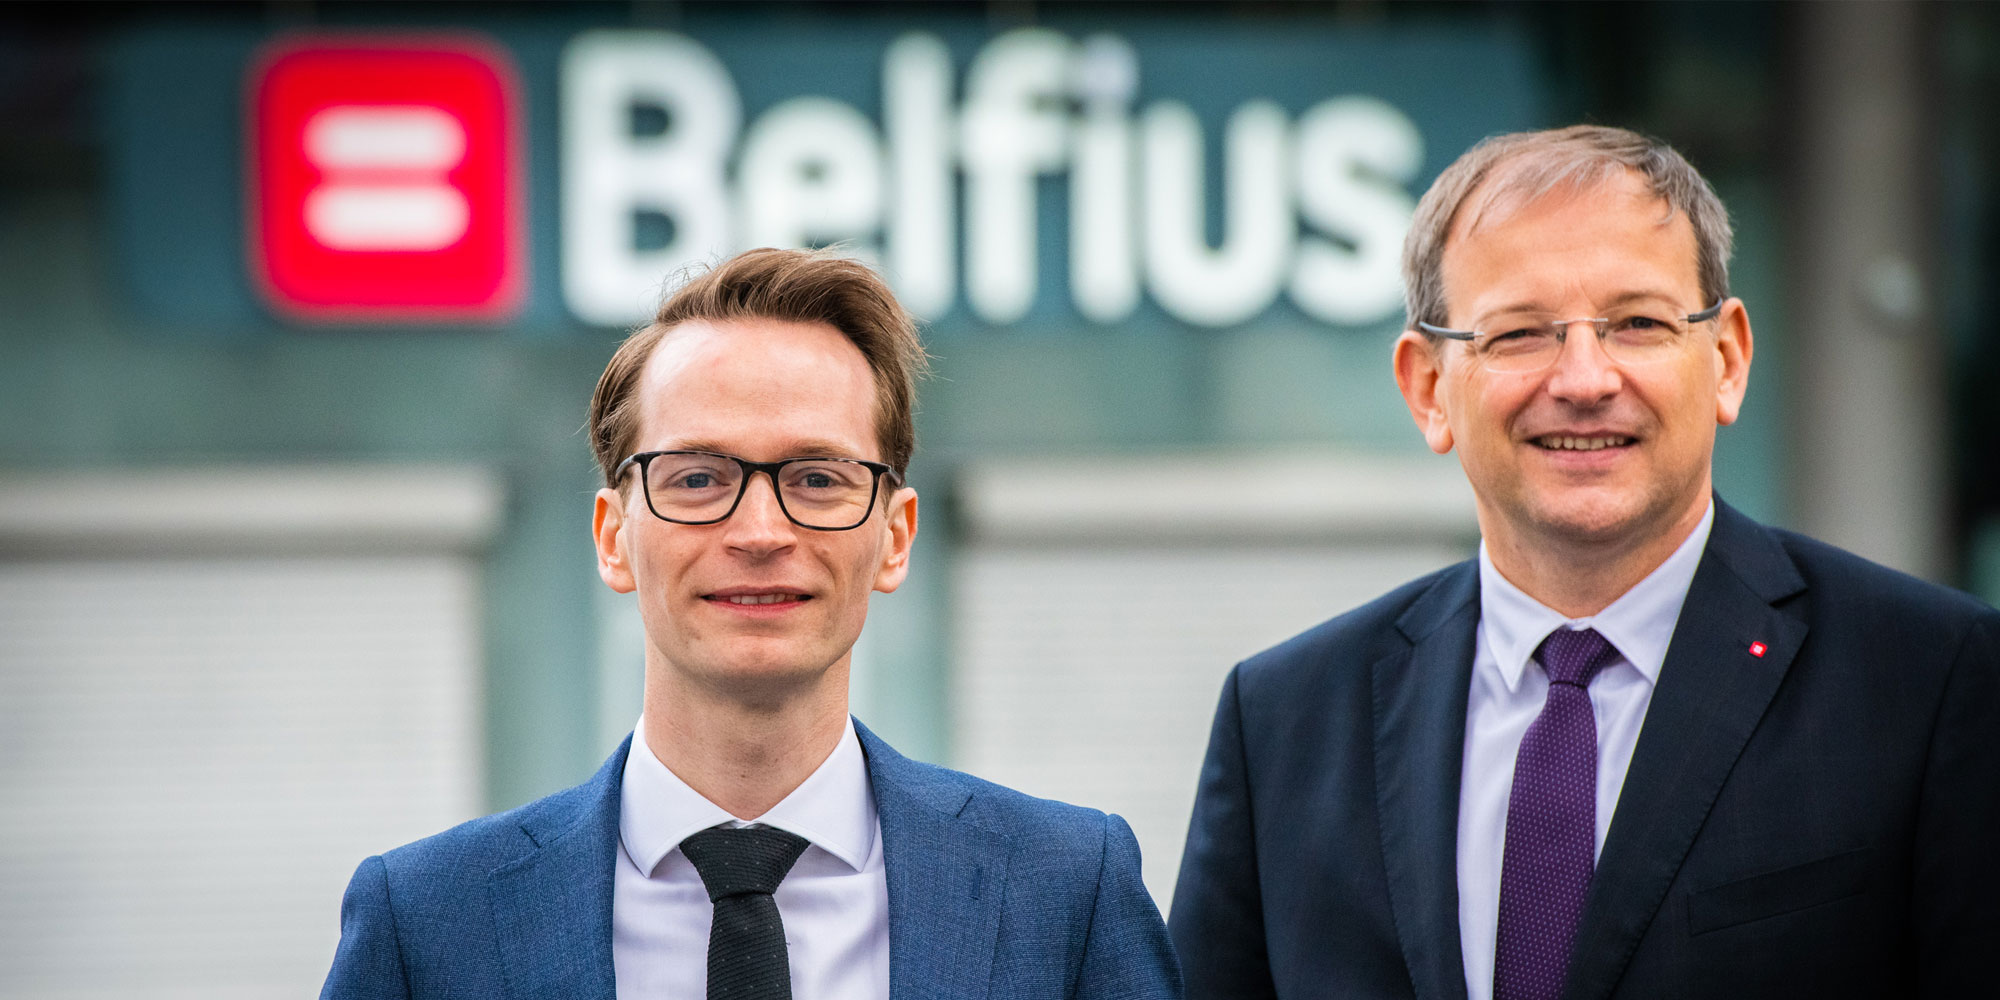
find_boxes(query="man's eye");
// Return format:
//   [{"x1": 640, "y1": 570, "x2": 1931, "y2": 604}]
[
  {"x1": 788, "y1": 466, "x2": 858, "y2": 490},
  {"x1": 1611, "y1": 315, "x2": 1678, "y2": 340},
  {"x1": 1485, "y1": 327, "x2": 1550, "y2": 347},
  {"x1": 663, "y1": 467, "x2": 732, "y2": 490}
]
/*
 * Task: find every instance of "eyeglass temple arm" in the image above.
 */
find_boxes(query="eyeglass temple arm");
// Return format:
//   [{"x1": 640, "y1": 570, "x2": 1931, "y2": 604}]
[{"x1": 1414, "y1": 321, "x2": 1477, "y2": 341}]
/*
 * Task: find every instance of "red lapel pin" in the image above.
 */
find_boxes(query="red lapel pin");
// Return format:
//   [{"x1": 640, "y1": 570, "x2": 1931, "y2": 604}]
[{"x1": 1748, "y1": 641, "x2": 1768, "y2": 658}]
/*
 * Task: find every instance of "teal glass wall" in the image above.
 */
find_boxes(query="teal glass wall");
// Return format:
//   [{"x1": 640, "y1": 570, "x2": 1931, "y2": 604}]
[{"x1": 0, "y1": 1, "x2": 1934, "y2": 812}]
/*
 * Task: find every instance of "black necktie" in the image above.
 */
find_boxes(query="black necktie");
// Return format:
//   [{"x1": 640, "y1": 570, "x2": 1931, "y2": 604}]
[{"x1": 679, "y1": 825, "x2": 811, "y2": 1000}]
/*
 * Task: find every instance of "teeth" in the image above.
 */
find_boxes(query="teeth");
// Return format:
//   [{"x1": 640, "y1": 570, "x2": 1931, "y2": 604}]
[
  {"x1": 1540, "y1": 435, "x2": 1630, "y2": 451},
  {"x1": 724, "y1": 594, "x2": 798, "y2": 605}
]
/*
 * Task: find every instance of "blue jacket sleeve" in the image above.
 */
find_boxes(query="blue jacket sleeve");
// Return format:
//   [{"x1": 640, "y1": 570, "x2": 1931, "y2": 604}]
[
  {"x1": 320, "y1": 855, "x2": 412, "y2": 1000},
  {"x1": 1169, "y1": 666, "x2": 1276, "y2": 1000},
  {"x1": 1073, "y1": 812, "x2": 1184, "y2": 999},
  {"x1": 1914, "y1": 610, "x2": 2000, "y2": 997}
]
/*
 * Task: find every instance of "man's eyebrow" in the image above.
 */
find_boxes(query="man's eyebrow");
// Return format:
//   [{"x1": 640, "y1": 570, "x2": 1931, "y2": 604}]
[
  {"x1": 1472, "y1": 288, "x2": 1688, "y2": 324},
  {"x1": 1477, "y1": 299, "x2": 1554, "y2": 319},
  {"x1": 1461, "y1": 300, "x2": 1556, "y2": 329},
  {"x1": 665, "y1": 439, "x2": 875, "y2": 459},
  {"x1": 1597, "y1": 288, "x2": 1690, "y2": 310}
]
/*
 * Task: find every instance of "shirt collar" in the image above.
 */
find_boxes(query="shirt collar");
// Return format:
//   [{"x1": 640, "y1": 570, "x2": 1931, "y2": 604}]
[
  {"x1": 618, "y1": 715, "x2": 878, "y2": 877},
  {"x1": 1478, "y1": 500, "x2": 1714, "y2": 694}
]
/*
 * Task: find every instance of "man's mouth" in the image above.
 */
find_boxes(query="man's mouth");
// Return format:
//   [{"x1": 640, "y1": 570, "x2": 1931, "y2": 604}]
[
  {"x1": 706, "y1": 592, "x2": 810, "y2": 605},
  {"x1": 1532, "y1": 434, "x2": 1636, "y2": 451}
]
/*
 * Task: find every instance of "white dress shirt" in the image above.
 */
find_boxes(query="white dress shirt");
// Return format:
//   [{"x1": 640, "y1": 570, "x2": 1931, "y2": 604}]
[
  {"x1": 614, "y1": 717, "x2": 890, "y2": 1000},
  {"x1": 1456, "y1": 502, "x2": 1713, "y2": 1000}
]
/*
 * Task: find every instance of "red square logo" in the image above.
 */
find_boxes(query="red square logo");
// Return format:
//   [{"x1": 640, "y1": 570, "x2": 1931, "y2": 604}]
[{"x1": 249, "y1": 35, "x2": 524, "y2": 322}]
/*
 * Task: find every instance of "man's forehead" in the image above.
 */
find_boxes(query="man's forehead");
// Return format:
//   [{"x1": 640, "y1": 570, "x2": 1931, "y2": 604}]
[
  {"x1": 641, "y1": 316, "x2": 863, "y2": 374},
  {"x1": 629, "y1": 316, "x2": 881, "y2": 456},
  {"x1": 1452, "y1": 164, "x2": 1674, "y2": 245},
  {"x1": 631, "y1": 319, "x2": 843, "y2": 412},
  {"x1": 1438, "y1": 168, "x2": 1697, "y2": 314},
  {"x1": 638, "y1": 317, "x2": 752, "y2": 381}
]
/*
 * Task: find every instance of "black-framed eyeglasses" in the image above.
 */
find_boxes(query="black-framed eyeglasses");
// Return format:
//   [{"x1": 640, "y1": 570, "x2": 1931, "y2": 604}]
[
  {"x1": 1417, "y1": 299, "x2": 1726, "y2": 373},
  {"x1": 614, "y1": 450, "x2": 904, "y2": 531}
]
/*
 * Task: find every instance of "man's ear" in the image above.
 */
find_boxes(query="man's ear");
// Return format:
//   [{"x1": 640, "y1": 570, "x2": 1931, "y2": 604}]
[
  {"x1": 1393, "y1": 330, "x2": 1456, "y2": 454},
  {"x1": 593, "y1": 488, "x2": 637, "y2": 594},
  {"x1": 1712, "y1": 298, "x2": 1754, "y2": 426},
  {"x1": 872, "y1": 487, "x2": 919, "y2": 595}
]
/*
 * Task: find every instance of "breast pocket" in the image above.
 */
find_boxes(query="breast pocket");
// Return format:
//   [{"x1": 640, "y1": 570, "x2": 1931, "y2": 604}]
[{"x1": 1685, "y1": 847, "x2": 1874, "y2": 936}]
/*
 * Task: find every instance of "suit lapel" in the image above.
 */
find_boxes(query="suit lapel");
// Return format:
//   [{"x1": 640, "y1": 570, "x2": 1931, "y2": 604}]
[
  {"x1": 859, "y1": 722, "x2": 1009, "y2": 1000},
  {"x1": 1374, "y1": 562, "x2": 1480, "y2": 1000},
  {"x1": 1561, "y1": 502, "x2": 1809, "y2": 1000},
  {"x1": 488, "y1": 738, "x2": 627, "y2": 1000}
]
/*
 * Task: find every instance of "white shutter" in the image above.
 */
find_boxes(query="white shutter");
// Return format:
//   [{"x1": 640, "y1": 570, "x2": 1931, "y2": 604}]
[
  {"x1": 950, "y1": 451, "x2": 1476, "y2": 909},
  {"x1": 0, "y1": 467, "x2": 495, "y2": 999}
]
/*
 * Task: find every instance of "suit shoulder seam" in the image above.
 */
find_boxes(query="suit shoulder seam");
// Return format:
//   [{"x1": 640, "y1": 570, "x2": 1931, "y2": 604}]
[
  {"x1": 1927, "y1": 611, "x2": 1999, "y2": 742},
  {"x1": 368, "y1": 854, "x2": 414, "y2": 998},
  {"x1": 1228, "y1": 668, "x2": 1263, "y2": 910},
  {"x1": 1069, "y1": 811, "x2": 1115, "y2": 1000}
]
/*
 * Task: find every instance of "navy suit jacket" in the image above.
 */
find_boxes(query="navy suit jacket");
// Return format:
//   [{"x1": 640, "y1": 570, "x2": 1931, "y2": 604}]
[
  {"x1": 324, "y1": 720, "x2": 1180, "y2": 999},
  {"x1": 1171, "y1": 499, "x2": 2000, "y2": 1000}
]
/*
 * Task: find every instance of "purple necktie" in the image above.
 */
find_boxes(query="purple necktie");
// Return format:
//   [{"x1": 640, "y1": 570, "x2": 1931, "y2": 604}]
[{"x1": 1493, "y1": 626, "x2": 1621, "y2": 1000}]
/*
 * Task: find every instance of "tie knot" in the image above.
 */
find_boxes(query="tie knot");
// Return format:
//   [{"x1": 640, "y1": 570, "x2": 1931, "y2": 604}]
[
  {"x1": 1534, "y1": 626, "x2": 1618, "y2": 687},
  {"x1": 680, "y1": 826, "x2": 810, "y2": 901}
]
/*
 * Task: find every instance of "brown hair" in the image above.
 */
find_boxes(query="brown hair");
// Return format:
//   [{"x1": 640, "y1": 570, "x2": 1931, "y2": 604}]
[
  {"x1": 1402, "y1": 124, "x2": 1733, "y2": 330},
  {"x1": 588, "y1": 247, "x2": 930, "y2": 488}
]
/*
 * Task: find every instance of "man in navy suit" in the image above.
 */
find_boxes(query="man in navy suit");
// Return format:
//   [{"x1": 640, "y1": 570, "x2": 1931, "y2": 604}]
[
  {"x1": 322, "y1": 248, "x2": 1180, "y2": 999},
  {"x1": 1171, "y1": 125, "x2": 1999, "y2": 999}
]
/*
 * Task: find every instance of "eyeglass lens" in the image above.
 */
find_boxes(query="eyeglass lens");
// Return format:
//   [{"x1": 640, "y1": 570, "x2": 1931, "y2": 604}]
[
  {"x1": 642, "y1": 454, "x2": 879, "y2": 529},
  {"x1": 1474, "y1": 309, "x2": 1698, "y2": 372}
]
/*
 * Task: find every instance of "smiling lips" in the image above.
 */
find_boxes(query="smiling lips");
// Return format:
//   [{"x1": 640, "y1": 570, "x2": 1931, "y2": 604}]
[
  {"x1": 1533, "y1": 434, "x2": 1637, "y2": 451},
  {"x1": 707, "y1": 591, "x2": 811, "y2": 606}
]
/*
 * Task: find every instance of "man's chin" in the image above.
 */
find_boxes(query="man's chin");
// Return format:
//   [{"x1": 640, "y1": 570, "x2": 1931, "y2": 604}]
[
  {"x1": 687, "y1": 652, "x2": 843, "y2": 709},
  {"x1": 1518, "y1": 492, "x2": 1660, "y2": 548}
]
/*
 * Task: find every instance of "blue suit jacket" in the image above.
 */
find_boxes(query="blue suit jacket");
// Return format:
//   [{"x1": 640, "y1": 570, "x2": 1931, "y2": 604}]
[
  {"x1": 324, "y1": 721, "x2": 1180, "y2": 999},
  {"x1": 1170, "y1": 499, "x2": 2000, "y2": 1000}
]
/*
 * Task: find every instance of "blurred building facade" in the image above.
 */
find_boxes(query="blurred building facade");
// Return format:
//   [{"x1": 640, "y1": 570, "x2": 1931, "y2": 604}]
[{"x1": 1, "y1": 2, "x2": 1995, "y2": 996}]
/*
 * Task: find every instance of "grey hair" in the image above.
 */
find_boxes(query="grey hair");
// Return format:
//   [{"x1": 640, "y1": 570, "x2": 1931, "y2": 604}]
[{"x1": 1401, "y1": 125, "x2": 1733, "y2": 330}]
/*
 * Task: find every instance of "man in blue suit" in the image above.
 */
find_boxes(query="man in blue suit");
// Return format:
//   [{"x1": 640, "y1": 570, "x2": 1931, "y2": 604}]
[
  {"x1": 1171, "y1": 126, "x2": 1999, "y2": 999},
  {"x1": 323, "y1": 248, "x2": 1180, "y2": 999}
]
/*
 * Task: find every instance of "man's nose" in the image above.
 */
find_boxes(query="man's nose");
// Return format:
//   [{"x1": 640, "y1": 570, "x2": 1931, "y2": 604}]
[
  {"x1": 1545, "y1": 319, "x2": 1622, "y2": 401},
  {"x1": 722, "y1": 472, "x2": 798, "y2": 552}
]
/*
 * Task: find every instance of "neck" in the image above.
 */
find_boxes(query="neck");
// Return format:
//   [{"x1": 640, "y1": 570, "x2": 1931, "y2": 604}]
[
  {"x1": 640, "y1": 660, "x2": 851, "y2": 820},
  {"x1": 1483, "y1": 499, "x2": 1709, "y2": 618}
]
